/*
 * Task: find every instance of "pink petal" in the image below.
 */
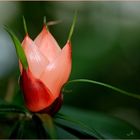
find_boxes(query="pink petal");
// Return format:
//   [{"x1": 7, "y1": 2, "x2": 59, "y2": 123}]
[
  {"x1": 20, "y1": 69, "x2": 54, "y2": 112},
  {"x1": 34, "y1": 26, "x2": 61, "y2": 62},
  {"x1": 40, "y1": 41, "x2": 72, "y2": 99},
  {"x1": 21, "y1": 35, "x2": 49, "y2": 78}
]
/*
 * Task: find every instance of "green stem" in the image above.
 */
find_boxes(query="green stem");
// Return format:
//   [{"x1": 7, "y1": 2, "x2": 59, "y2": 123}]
[{"x1": 66, "y1": 79, "x2": 140, "y2": 100}]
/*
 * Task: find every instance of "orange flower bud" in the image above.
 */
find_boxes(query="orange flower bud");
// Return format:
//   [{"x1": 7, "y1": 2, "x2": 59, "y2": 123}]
[{"x1": 20, "y1": 26, "x2": 72, "y2": 113}]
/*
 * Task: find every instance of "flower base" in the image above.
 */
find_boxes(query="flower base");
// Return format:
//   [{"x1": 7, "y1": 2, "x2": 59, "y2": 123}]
[{"x1": 38, "y1": 93, "x2": 63, "y2": 116}]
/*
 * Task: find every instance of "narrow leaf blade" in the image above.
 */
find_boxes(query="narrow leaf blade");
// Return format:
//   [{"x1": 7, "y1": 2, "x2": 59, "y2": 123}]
[
  {"x1": 32, "y1": 115, "x2": 48, "y2": 138},
  {"x1": 36, "y1": 114, "x2": 57, "y2": 139},
  {"x1": 9, "y1": 119, "x2": 25, "y2": 139},
  {"x1": 5, "y1": 26, "x2": 28, "y2": 69},
  {"x1": 55, "y1": 113, "x2": 102, "y2": 139},
  {"x1": 0, "y1": 104, "x2": 27, "y2": 114},
  {"x1": 56, "y1": 125, "x2": 78, "y2": 139},
  {"x1": 59, "y1": 106, "x2": 140, "y2": 139}
]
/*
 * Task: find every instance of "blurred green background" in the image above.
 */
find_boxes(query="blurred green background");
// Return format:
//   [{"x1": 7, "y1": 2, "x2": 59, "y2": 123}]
[{"x1": 0, "y1": 1, "x2": 140, "y2": 130}]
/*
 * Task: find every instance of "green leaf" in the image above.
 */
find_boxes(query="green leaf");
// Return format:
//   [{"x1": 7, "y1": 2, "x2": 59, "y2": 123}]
[
  {"x1": 56, "y1": 125, "x2": 78, "y2": 139},
  {"x1": 32, "y1": 115, "x2": 48, "y2": 138},
  {"x1": 59, "y1": 106, "x2": 140, "y2": 139},
  {"x1": 5, "y1": 26, "x2": 28, "y2": 69},
  {"x1": 55, "y1": 113, "x2": 102, "y2": 139},
  {"x1": 9, "y1": 116, "x2": 44, "y2": 139},
  {"x1": 0, "y1": 104, "x2": 28, "y2": 115},
  {"x1": 9, "y1": 119, "x2": 25, "y2": 139},
  {"x1": 36, "y1": 114, "x2": 57, "y2": 139},
  {"x1": 20, "y1": 118, "x2": 45, "y2": 139},
  {"x1": 55, "y1": 118, "x2": 99, "y2": 139},
  {"x1": 33, "y1": 114, "x2": 78, "y2": 139},
  {"x1": 65, "y1": 79, "x2": 140, "y2": 100}
]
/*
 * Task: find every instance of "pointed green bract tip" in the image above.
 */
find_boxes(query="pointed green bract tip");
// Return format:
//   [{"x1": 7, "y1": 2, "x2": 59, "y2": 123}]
[
  {"x1": 22, "y1": 16, "x2": 28, "y2": 35},
  {"x1": 43, "y1": 16, "x2": 47, "y2": 25},
  {"x1": 43, "y1": 16, "x2": 49, "y2": 30},
  {"x1": 68, "y1": 11, "x2": 78, "y2": 41},
  {"x1": 5, "y1": 26, "x2": 28, "y2": 69}
]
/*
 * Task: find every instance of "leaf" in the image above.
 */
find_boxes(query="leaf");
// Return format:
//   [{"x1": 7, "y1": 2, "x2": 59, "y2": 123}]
[
  {"x1": 32, "y1": 115, "x2": 48, "y2": 138},
  {"x1": 65, "y1": 79, "x2": 140, "y2": 100},
  {"x1": 5, "y1": 26, "x2": 28, "y2": 69},
  {"x1": 36, "y1": 114, "x2": 57, "y2": 139},
  {"x1": 58, "y1": 106, "x2": 140, "y2": 139},
  {"x1": 9, "y1": 119, "x2": 25, "y2": 139},
  {"x1": 20, "y1": 118, "x2": 45, "y2": 139},
  {"x1": 55, "y1": 113, "x2": 102, "y2": 139},
  {"x1": 9, "y1": 116, "x2": 44, "y2": 139},
  {"x1": 0, "y1": 104, "x2": 28, "y2": 115},
  {"x1": 55, "y1": 119, "x2": 98, "y2": 139},
  {"x1": 56, "y1": 125, "x2": 78, "y2": 139}
]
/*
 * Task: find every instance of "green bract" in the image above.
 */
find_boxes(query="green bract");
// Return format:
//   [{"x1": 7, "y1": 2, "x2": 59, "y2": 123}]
[{"x1": 5, "y1": 26, "x2": 28, "y2": 69}]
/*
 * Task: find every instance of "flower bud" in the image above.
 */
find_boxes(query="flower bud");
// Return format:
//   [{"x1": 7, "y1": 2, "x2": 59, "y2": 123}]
[{"x1": 20, "y1": 26, "x2": 72, "y2": 114}]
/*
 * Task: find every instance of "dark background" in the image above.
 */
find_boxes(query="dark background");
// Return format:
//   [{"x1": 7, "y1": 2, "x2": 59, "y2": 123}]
[{"x1": 0, "y1": 1, "x2": 140, "y2": 129}]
